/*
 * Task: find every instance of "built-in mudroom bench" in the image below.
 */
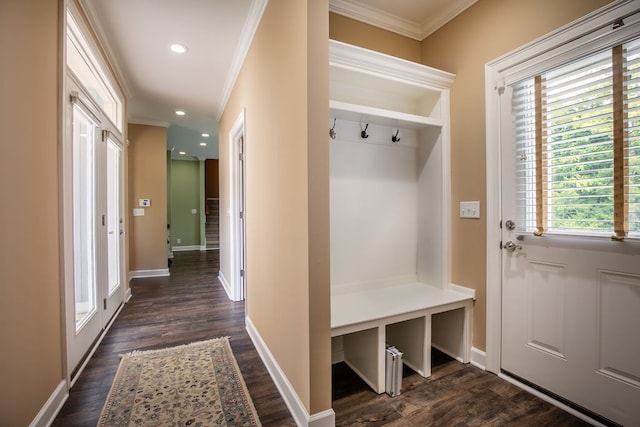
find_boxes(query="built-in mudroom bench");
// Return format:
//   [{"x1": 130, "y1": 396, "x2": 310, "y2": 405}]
[{"x1": 329, "y1": 40, "x2": 475, "y2": 394}]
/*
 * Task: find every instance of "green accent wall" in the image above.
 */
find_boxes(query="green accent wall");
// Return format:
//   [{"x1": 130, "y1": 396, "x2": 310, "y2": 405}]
[{"x1": 170, "y1": 160, "x2": 202, "y2": 247}]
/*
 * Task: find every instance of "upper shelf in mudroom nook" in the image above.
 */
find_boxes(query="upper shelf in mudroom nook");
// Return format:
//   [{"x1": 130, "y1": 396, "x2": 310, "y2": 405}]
[{"x1": 329, "y1": 40, "x2": 456, "y2": 130}]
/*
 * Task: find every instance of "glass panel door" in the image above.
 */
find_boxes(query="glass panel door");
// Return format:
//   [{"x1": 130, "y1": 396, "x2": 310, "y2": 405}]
[
  {"x1": 72, "y1": 104, "x2": 98, "y2": 330},
  {"x1": 104, "y1": 136, "x2": 124, "y2": 322}
]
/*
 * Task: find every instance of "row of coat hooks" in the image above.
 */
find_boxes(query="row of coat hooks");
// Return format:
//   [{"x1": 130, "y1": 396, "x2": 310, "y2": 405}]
[{"x1": 329, "y1": 118, "x2": 401, "y2": 143}]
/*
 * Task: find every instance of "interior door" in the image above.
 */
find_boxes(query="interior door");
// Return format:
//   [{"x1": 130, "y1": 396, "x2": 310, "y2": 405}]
[{"x1": 500, "y1": 85, "x2": 640, "y2": 426}]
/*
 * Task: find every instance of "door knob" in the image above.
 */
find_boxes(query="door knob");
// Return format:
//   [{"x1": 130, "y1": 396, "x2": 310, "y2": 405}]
[{"x1": 503, "y1": 241, "x2": 522, "y2": 252}]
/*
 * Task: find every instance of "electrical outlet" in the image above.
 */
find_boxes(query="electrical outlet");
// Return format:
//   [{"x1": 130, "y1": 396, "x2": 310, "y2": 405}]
[
  {"x1": 460, "y1": 201, "x2": 480, "y2": 219},
  {"x1": 176, "y1": 238, "x2": 181, "y2": 244}
]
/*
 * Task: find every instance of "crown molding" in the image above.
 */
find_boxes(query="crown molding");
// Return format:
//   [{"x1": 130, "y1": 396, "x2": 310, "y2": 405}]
[
  {"x1": 216, "y1": 0, "x2": 269, "y2": 121},
  {"x1": 128, "y1": 117, "x2": 170, "y2": 128},
  {"x1": 330, "y1": 0, "x2": 422, "y2": 40},
  {"x1": 329, "y1": 40, "x2": 455, "y2": 89},
  {"x1": 76, "y1": 0, "x2": 133, "y2": 99},
  {"x1": 329, "y1": 0, "x2": 478, "y2": 41},
  {"x1": 420, "y1": 0, "x2": 478, "y2": 39}
]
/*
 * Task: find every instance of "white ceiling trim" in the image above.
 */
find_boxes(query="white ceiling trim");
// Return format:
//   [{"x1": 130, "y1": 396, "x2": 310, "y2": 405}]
[
  {"x1": 128, "y1": 118, "x2": 170, "y2": 128},
  {"x1": 330, "y1": 0, "x2": 423, "y2": 40},
  {"x1": 419, "y1": 0, "x2": 479, "y2": 40},
  {"x1": 329, "y1": 0, "x2": 479, "y2": 41},
  {"x1": 216, "y1": 0, "x2": 269, "y2": 121},
  {"x1": 77, "y1": 0, "x2": 133, "y2": 99}
]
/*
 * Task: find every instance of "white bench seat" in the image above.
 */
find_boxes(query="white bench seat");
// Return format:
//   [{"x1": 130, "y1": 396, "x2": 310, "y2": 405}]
[{"x1": 331, "y1": 282, "x2": 473, "y2": 394}]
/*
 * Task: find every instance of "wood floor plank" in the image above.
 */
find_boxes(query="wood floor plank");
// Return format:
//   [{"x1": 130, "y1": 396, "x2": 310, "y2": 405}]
[
  {"x1": 52, "y1": 250, "x2": 295, "y2": 427},
  {"x1": 54, "y1": 250, "x2": 598, "y2": 426},
  {"x1": 332, "y1": 354, "x2": 594, "y2": 426}
]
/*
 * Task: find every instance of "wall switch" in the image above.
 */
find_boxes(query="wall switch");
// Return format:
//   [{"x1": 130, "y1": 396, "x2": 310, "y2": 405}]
[
  {"x1": 191, "y1": 209, "x2": 197, "y2": 214},
  {"x1": 460, "y1": 201, "x2": 480, "y2": 219},
  {"x1": 133, "y1": 208, "x2": 145, "y2": 216},
  {"x1": 139, "y1": 198, "x2": 150, "y2": 207},
  {"x1": 176, "y1": 238, "x2": 181, "y2": 244}
]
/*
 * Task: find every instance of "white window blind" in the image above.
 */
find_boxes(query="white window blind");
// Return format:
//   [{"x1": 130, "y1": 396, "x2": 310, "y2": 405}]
[
  {"x1": 624, "y1": 38, "x2": 640, "y2": 236},
  {"x1": 512, "y1": 36, "x2": 640, "y2": 239}
]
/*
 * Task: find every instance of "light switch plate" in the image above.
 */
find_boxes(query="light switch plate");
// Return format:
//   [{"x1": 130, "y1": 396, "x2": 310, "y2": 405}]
[
  {"x1": 460, "y1": 201, "x2": 480, "y2": 218},
  {"x1": 133, "y1": 208, "x2": 145, "y2": 216}
]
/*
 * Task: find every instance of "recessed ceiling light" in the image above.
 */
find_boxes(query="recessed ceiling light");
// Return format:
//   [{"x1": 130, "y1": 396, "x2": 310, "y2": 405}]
[
  {"x1": 202, "y1": 133, "x2": 209, "y2": 138},
  {"x1": 175, "y1": 110, "x2": 186, "y2": 116},
  {"x1": 170, "y1": 43, "x2": 188, "y2": 54},
  {"x1": 179, "y1": 151, "x2": 186, "y2": 155},
  {"x1": 200, "y1": 142, "x2": 207, "y2": 146}
]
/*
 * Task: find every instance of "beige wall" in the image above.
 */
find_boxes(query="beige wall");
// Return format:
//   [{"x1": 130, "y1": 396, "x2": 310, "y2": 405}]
[
  {"x1": 0, "y1": 1, "x2": 63, "y2": 425},
  {"x1": 329, "y1": 0, "x2": 613, "y2": 351},
  {"x1": 128, "y1": 124, "x2": 168, "y2": 272},
  {"x1": 421, "y1": 0, "x2": 613, "y2": 350},
  {"x1": 329, "y1": 12, "x2": 421, "y2": 63},
  {"x1": 219, "y1": 0, "x2": 331, "y2": 415}
]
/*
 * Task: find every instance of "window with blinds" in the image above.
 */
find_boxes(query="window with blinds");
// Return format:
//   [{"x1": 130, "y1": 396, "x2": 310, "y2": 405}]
[{"x1": 513, "y1": 37, "x2": 640, "y2": 239}]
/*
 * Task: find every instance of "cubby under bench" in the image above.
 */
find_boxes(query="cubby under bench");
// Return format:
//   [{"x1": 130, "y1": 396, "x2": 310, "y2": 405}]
[{"x1": 331, "y1": 282, "x2": 474, "y2": 394}]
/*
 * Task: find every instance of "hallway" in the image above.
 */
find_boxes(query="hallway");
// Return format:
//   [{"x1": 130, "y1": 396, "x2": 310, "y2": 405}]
[{"x1": 52, "y1": 251, "x2": 295, "y2": 426}]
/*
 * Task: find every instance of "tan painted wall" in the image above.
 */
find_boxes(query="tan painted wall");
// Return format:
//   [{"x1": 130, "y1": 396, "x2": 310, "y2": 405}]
[
  {"x1": 420, "y1": 0, "x2": 613, "y2": 351},
  {"x1": 128, "y1": 124, "x2": 168, "y2": 272},
  {"x1": 329, "y1": 12, "x2": 421, "y2": 63},
  {"x1": 329, "y1": 0, "x2": 613, "y2": 352},
  {"x1": 0, "y1": 1, "x2": 63, "y2": 425},
  {"x1": 219, "y1": 0, "x2": 331, "y2": 415}
]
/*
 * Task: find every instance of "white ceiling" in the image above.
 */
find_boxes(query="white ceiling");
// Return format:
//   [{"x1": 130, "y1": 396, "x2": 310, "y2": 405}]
[{"x1": 80, "y1": 0, "x2": 474, "y2": 159}]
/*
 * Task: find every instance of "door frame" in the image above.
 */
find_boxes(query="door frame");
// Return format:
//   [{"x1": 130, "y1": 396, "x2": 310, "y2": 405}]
[
  {"x1": 228, "y1": 109, "x2": 246, "y2": 302},
  {"x1": 61, "y1": 1, "x2": 127, "y2": 386},
  {"x1": 484, "y1": 0, "x2": 639, "y2": 375}
]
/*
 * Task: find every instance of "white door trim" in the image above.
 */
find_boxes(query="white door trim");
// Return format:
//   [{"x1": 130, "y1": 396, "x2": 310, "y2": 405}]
[
  {"x1": 228, "y1": 109, "x2": 246, "y2": 302},
  {"x1": 484, "y1": 0, "x2": 640, "y2": 374}
]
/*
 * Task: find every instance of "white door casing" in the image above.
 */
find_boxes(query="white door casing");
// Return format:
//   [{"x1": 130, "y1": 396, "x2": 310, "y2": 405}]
[{"x1": 228, "y1": 109, "x2": 246, "y2": 302}]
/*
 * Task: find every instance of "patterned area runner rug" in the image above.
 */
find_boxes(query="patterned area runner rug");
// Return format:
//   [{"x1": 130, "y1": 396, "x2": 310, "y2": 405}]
[{"x1": 98, "y1": 337, "x2": 261, "y2": 426}]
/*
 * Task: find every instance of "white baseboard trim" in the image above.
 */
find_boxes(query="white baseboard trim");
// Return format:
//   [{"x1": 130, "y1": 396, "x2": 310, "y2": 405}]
[
  {"x1": 29, "y1": 380, "x2": 67, "y2": 427},
  {"x1": 125, "y1": 287, "x2": 132, "y2": 302},
  {"x1": 246, "y1": 317, "x2": 335, "y2": 427},
  {"x1": 448, "y1": 283, "x2": 476, "y2": 300},
  {"x1": 470, "y1": 347, "x2": 486, "y2": 370},
  {"x1": 498, "y1": 373, "x2": 607, "y2": 427},
  {"x1": 218, "y1": 272, "x2": 233, "y2": 301},
  {"x1": 172, "y1": 245, "x2": 202, "y2": 252},
  {"x1": 128, "y1": 269, "x2": 170, "y2": 280}
]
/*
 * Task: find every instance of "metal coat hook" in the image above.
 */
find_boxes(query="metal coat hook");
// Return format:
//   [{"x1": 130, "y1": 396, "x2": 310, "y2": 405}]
[
  {"x1": 392, "y1": 129, "x2": 401, "y2": 143},
  {"x1": 329, "y1": 118, "x2": 336, "y2": 140},
  {"x1": 361, "y1": 123, "x2": 369, "y2": 139}
]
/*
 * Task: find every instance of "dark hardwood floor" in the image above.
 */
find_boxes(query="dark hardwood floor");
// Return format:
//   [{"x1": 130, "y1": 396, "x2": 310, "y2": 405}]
[
  {"x1": 54, "y1": 250, "x2": 593, "y2": 426},
  {"x1": 332, "y1": 352, "x2": 593, "y2": 427},
  {"x1": 52, "y1": 250, "x2": 295, "y2": 426}
]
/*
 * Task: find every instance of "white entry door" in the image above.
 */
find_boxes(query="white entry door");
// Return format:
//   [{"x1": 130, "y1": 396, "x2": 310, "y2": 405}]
[{"x1": 499, "y1": 52, "x2": 640, "y2": 424}]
